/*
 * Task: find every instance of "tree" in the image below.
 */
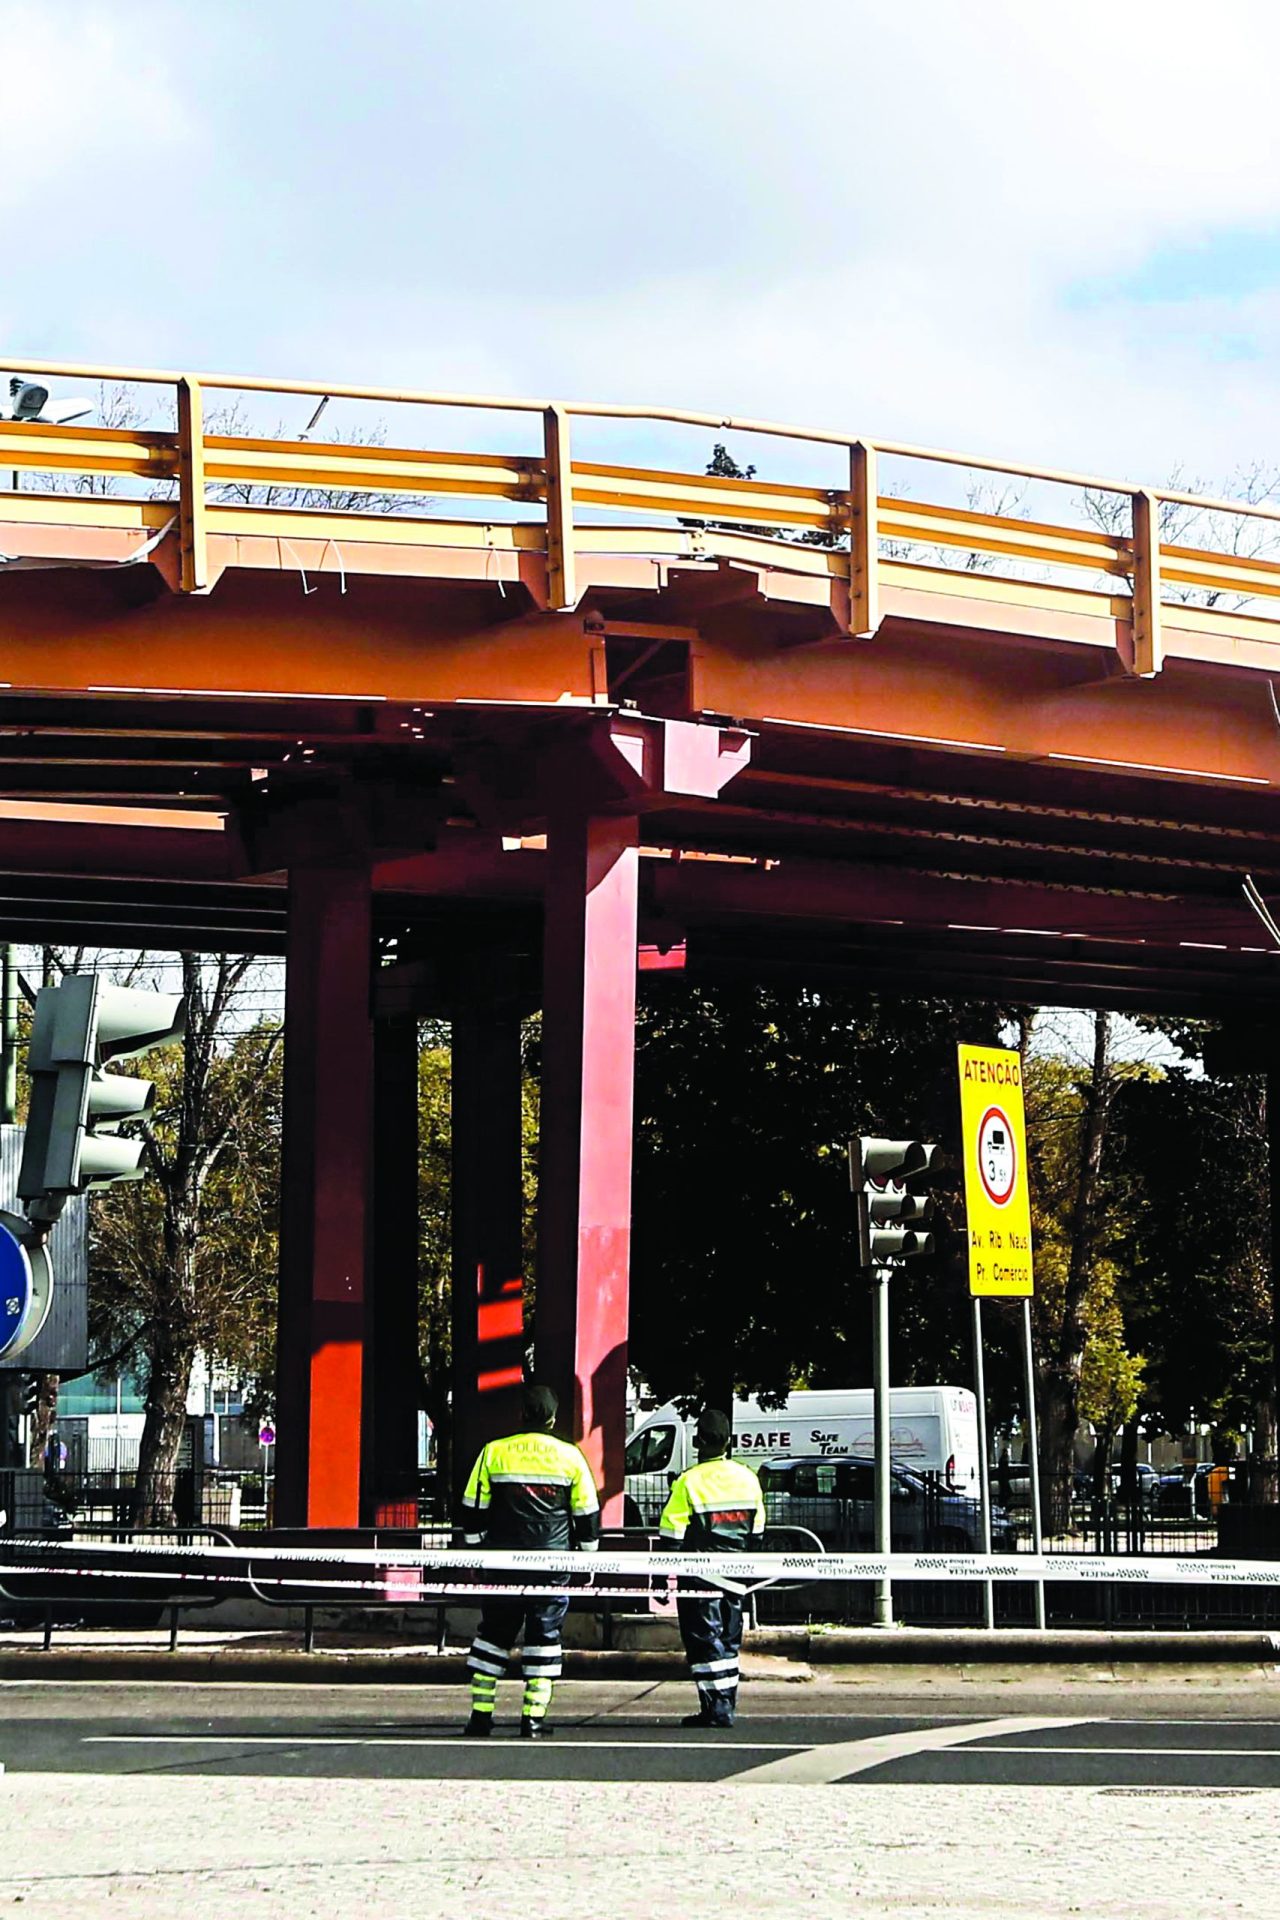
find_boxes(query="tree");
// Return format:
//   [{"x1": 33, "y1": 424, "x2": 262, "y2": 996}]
[
  {"x1": 1109, "y1": 1064, "x2": 1271, "y2": 1450},
  {"x1": 629, "y1": 979, "x2": 1008, "y2": 1409},
  {"x1": 89, "y1": 955, "x2": 282, "y2": 1523},
  {"x1": 1030, "y1": 1010, "x2": 1119, "y2": 1529},
  {"x1": 1081, "y1": 464, "x2": 1280, "y2": 612},
  {"x1": 1077, "y1": 1281, "x2": 1146, "y2": 1496},
  {"x1": 18, "y1": 381, "x2": 422, "y2": 518},
  {"x1": 416, "y1": 1019, "x2": 539, "y2": 1489}
]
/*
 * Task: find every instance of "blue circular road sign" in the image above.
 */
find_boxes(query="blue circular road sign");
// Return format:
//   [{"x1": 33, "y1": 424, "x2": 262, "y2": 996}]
[{"x1": 0, "y1": 1221, "x2": 34, "y2": 1362}]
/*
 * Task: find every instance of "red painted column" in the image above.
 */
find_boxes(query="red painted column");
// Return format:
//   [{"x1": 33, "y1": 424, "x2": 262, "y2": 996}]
[
  {"x1": 274, "y1": 861, "x2": 373, "y2": 1529},
  {"x1": 535, "y1": 813, "x2": 639, "y2": 1523},
  {"x1": 450, "y1": 1004, "x2": 526, "y2": 1508}
]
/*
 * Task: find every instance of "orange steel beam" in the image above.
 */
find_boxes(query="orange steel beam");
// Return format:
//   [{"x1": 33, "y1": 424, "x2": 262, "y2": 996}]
[{"x1": 0, "y1": 575, "x2": 1276, "y2": 796}]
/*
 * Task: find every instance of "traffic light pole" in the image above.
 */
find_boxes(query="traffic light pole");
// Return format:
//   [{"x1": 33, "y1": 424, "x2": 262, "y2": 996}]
[
  {"x1": 971, "y1": 1295, "x2": 995, "y2": 1629},
  {"x1": 871, "y1": 1262, "x2": 893, "y2": 1628},
  {"x1": 852, "y1": 1136, "x2": 939, "y2": 1632}
]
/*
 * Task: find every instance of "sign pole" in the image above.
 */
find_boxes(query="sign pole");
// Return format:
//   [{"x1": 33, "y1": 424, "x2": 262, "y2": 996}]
[
  {"x1": 872, "y1": 1262, "x2": 893, "y2": 1628},
  {"x1": 971, "y1": 1294, "x2": 995, "y2": 1630},
  {"x1": 1021, "y1": 1297, "x2": 1047, "y2": 1630},
  {"x1": 957, "y1": 1042, "x2": 1038, "y2": 1628}
]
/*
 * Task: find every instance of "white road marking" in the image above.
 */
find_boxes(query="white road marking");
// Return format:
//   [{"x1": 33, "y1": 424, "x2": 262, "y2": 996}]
[
  {"x1": 735, "y1": 1715, "x2": 1089, "y2": 1784},
  {"x1": 936, "y1": 1745, "x2": 1280, "y2": 1759},
  {"x1": 82, "y1": 1735, "x2": 804, "y2": 1751}
]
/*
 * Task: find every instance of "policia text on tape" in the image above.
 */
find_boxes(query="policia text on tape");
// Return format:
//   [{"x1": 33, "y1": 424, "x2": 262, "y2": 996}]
[{"x1": 5, "y1": 1538, "x2": 1280, "y2": 1595}]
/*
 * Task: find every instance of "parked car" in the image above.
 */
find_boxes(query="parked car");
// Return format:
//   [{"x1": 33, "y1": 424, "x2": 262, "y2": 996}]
[
  {"x1": 1154, "y1": 1464, "x2": 1227, "y2": 1520},
  {"x1": 1071, "y1": 1462, "x2": 1159, "y2": 1511},
  {"x1": 757, "y1": 1455, "x2": 1017, "y2": 1553}
]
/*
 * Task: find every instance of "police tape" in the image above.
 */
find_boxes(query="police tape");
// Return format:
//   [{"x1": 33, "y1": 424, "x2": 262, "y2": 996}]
[{"x1": 3, "y1": 1537, "x2": 1280, "y2": 1593}]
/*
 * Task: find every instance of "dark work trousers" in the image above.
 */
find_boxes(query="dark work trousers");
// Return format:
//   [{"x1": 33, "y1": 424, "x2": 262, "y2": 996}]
[
  {"x1": 467, "y1": 1594, "x2": 571, "y2": 1684},
  {"x1": 676, "y1": 1591, "x2": 744, "y2": 1723}
]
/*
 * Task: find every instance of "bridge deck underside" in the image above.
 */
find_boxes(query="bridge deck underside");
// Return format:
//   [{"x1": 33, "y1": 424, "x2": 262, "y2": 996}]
[{"x1": 0, "y1": 537, "x2": 1276, "y2": 1018}]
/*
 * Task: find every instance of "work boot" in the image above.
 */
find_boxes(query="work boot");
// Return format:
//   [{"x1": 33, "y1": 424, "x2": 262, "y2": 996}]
[
  {"x1": 520, "y1": 1716, "x2": 553, "y2": 1740},
  {"x1": 463, "y1": 1712, "x2": 493, "y2": 1738},
  {"x1": 682, "y1": 1707, "x2": 715, "y2": 1727}
]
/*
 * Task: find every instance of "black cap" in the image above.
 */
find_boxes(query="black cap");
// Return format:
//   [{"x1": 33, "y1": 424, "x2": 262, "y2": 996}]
[
  {"x1": 522, "y1": 1383, "x2": 559, "y2": 1430},
  {"x1": 696, "y1": 1408, "x2": 731, "y2": 1452}
]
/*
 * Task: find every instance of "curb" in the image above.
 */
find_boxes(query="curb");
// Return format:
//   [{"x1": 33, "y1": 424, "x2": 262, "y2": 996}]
[
  {"x1": 1, "y1": 1628, "x2": 1278, "y2": 1683},
  {"x1": 0, "y1": 1649, "x2": 681, "y2": 1684},
  {"x1": 768, "y1": 1628, "x2": 1280, "y2": 1665}
]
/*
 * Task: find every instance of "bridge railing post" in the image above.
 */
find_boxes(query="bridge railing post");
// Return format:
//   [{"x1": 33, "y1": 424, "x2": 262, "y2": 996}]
[
  {"x1": 848, "y1": 439, "x2": 880, "y2": 638},
  {"x1": 543, "y1": 404, "x2": 577, "y2": 611},
  {"x1": 1130, "y1": 487, "x2": 1163, "y2": 676},
  {"x1": 176, "y1": 376, "x2": 209, "y2": 594}
]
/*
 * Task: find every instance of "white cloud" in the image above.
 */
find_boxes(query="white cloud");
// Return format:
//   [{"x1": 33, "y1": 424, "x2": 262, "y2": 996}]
[
  {"x1": 7, "y1": 0, "x2": 1280, "y2": 493},
  {"x1": 0, "y1": 2, "x2": 192, "y2": 215}
]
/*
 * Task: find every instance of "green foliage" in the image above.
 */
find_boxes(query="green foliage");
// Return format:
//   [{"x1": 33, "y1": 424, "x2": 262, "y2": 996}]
[
  {"x1": 1024, "y1": 1048, "x2": 1148, "y2": 1413},
  {"x1": 416, "y1": 1021, "x2": 539, "y2": 1424},
  {"x1": 629, "y1": 981, "x2": 1008, "y2": 1405},
  {"x1": 417, "y1": 1037, "x2": 451, "y2": 1408},
  {"x1": 1077, "y1": 1281, "x2": 1146, "y2": 1432},
  {"x1": 89, "y1": 1018, "x2": 283, "y2": 1397},
  {"x1": 1108, "y1": 1065, "x2": 1271, "y2": 1433}
]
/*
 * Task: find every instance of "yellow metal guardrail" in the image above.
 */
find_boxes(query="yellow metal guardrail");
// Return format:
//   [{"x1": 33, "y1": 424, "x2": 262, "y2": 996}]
[{"x1": 6, "y1": 356, "x2": 1280, "y2": 675}]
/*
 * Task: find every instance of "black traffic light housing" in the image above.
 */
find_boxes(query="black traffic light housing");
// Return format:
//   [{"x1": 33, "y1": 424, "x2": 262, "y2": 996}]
[
  {"x1": 850, "y1": 1136, "x2": 939, "y2": 1267},
  {"x1": 18, "y1": 973, "x2": 185, "y2": 1229}
]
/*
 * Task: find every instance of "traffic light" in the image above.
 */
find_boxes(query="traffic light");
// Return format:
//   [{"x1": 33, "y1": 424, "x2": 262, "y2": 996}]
[
  {"x1": 850, "y1": 1137, "x2": 938, "y2": 1267},
  {"x1": 19, "y1": 1374, "x2": 39, "y2": 1419},
  {"x1": 18, "y1": 974, "x2": 186, "y2": 1226}
]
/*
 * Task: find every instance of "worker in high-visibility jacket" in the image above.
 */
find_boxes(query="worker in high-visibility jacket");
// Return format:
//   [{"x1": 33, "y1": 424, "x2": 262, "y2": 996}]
[
  {"x1": 660, "y1": 1408, "x2": 765, "y2": 1728},
  {"x1": 460, "y1": 1383, "x2": 600, "y2": 1739}
]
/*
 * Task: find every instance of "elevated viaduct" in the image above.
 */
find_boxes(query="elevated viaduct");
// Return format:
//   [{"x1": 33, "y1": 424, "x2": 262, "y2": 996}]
[{"x1": 2, "y1": 358, "x2": 1279, "y2": 1523}]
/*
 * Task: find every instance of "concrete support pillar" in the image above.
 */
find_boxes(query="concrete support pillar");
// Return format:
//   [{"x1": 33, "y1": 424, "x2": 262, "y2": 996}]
[
  {"x1": 451, "y1": 1003, "x2": 526, "y2": 1507},
  {"x1": 368, "y1": 1012, "x2": 421, "y2": 1525},
  {"x1": 275, "y1": 862, "x2": 373, "y2": 1528},
  {"x1": 535, "y1": 813, "x2": 639, "y2": 1523}
]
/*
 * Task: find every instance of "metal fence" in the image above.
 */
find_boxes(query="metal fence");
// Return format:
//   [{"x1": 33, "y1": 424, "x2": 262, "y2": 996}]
[
  {"x1": 627, "y1": 1458, "x2": 1280, "y2": 1630},
  {"x1": 1, "y1": 1465, "x2": 456, "y2": 1536},
  {"x1": 6, "y1": 1457, "x2": 1280, "y2": 1634}
]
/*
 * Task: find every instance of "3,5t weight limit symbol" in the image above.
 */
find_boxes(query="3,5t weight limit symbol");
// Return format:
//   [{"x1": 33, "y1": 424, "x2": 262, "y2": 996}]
[{"x1": 977, "y1": 1105, "x2": 1016, "y2": 1207}]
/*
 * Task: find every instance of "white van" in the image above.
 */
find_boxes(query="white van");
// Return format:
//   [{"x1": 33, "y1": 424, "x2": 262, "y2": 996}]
[{"x1": 624, "y1": 1387, "x2": 980, "y2": 1525}]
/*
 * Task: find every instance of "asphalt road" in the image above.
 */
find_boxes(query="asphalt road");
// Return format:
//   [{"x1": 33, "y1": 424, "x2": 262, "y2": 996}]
[
  {"x1": 4, "y1": 1681, "x2": 1279, "y2": 1918},
  {"x1": 5, "y1": 1679, "x2": 1280, "y2": 1788}
]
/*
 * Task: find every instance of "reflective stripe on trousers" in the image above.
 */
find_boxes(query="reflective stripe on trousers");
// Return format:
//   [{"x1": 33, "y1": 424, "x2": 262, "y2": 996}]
[
  {"x1": 466, "y1": 1594, "x2": 571, "y2": 1693},
  {"x1": 677, "y1": 1592, "x2": 743, "y2": 1716}
]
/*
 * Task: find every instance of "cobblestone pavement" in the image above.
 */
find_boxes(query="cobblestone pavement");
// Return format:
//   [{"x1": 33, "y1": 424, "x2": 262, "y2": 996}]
[{"x1": 3, "y1": 1772, "x2": 1277, "y2": 1918}]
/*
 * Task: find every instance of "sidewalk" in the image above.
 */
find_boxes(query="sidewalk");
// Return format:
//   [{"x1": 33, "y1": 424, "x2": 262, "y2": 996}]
[{"x1": 3, "y1": 1619, "x2": 1278, "y2": 1684}]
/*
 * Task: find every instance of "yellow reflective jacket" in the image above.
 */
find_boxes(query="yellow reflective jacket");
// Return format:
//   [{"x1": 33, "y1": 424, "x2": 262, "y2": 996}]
[
  {"x1": 660, "y1": 1455, "x2": 765, "y2": 1552},
  {"x1": 461, "y1": 1429, "x2": 600, "y2": 1551}
]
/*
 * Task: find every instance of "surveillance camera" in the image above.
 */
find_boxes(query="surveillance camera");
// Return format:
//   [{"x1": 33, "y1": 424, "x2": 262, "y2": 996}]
[
  {"x1": 7, "y1": 379, "x2": 49, "y2": 421},
  {"x1": 1, "y1": 379, "x2": 92, "y2": 426}
]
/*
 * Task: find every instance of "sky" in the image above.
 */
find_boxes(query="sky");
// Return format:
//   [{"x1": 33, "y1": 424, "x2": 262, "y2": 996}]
[{"x1": 7, "y1": 0, "x2": 1280, "y2": 491}]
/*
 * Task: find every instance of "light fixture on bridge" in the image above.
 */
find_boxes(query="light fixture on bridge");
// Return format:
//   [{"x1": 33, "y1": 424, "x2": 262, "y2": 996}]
[{"x1": 2, "y1": 377, "x2": 94, "y2": 425}]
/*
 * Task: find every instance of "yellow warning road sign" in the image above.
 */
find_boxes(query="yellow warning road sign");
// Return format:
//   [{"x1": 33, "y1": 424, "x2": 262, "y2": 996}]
[{"x1": 957, "y1": 1043, "x2": 1034, "y2": 1297}]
